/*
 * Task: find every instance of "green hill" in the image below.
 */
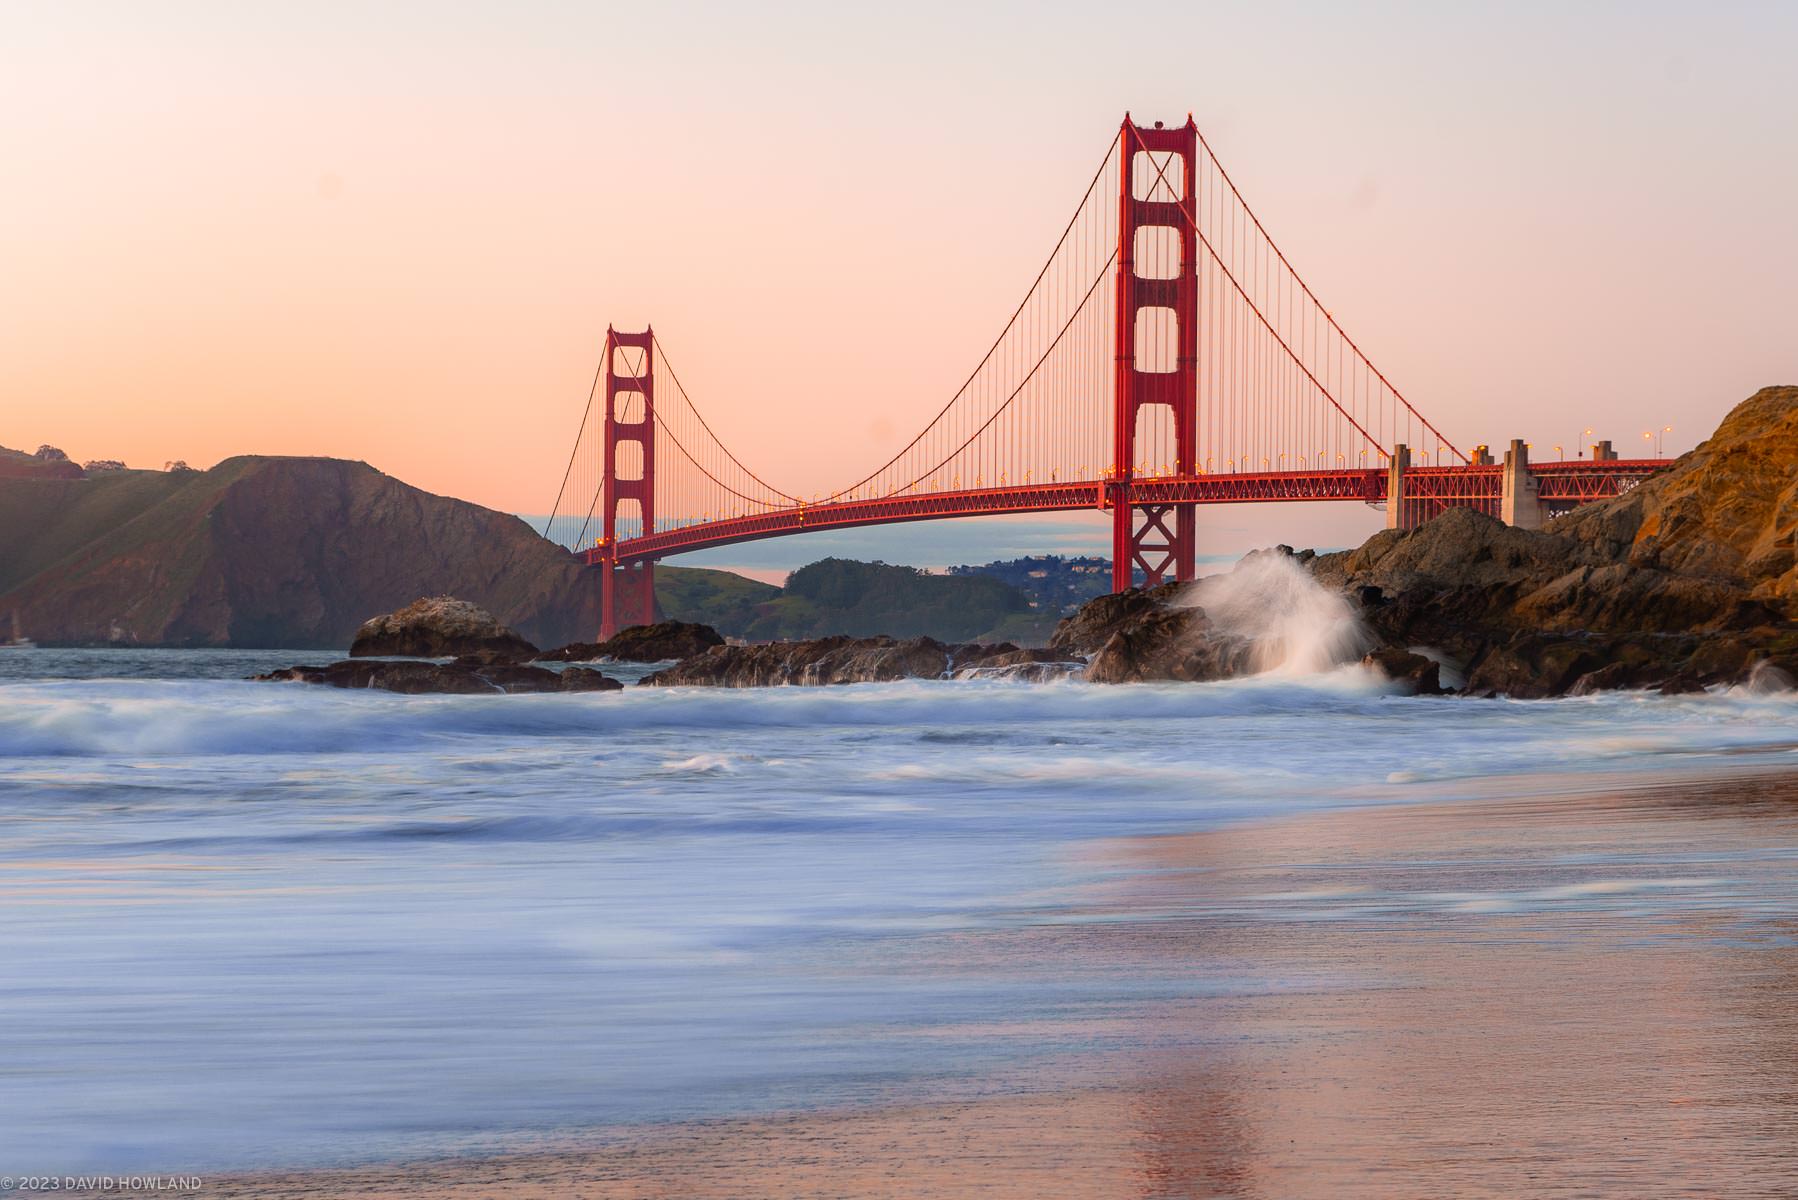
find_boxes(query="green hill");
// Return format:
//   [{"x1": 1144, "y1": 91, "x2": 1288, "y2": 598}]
[
  {"x1": 655, "y1": 565, "x2": 780, "y2": 633},
  {"x1": 727, "y1": 558, "x2": 1044, "y2": 643}
]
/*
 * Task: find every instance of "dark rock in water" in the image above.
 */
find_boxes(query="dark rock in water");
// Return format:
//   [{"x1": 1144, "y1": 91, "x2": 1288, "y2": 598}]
[
  {"x1": 641, "y1": 635, "x2": 1081, "y2": 687},
  {"x1": 536, "y1": 621, "x2": 724, "y2": 663},
  {"x1": 350, "y1": 597, "x2": 538, "y2": 660},
  {"x1": 254, "y1": 658, "x2": 621, "y2": 694},
  {"x1": 643, "y1": 635, "x2": 948, "y2": 687},
  {"x1": 1362, "y1": 648, "x2": 1443, "y2": 695},
  {"x1": 949, "y1": 645, "x2": 1085, "y2": 681},
  {"x1": 1048, "y1": 583, "x2": 1184, "y2": 657},
  {"x1": 1082, "y1": 605, "x2": 1259, "y2": 685},
  {"x1": 556, "y1": 666, "x2": 626, "y2": 692},
  {"x1": 1460, "y1": 633, "x2": 1610, "y2": 700}
]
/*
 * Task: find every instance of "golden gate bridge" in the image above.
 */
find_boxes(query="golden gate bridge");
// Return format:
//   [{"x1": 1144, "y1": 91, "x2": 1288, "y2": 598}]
[{"x1": 542, "y1": 116, "x2": 1661, "y2": 637}]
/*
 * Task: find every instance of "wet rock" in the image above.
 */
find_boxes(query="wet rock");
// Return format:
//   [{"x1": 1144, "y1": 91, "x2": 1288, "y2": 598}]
[
  {"x1": 254, "y1": 658, "x2": 620, "y2": 694},
  {"x1": 1082, "y1": 606, "x2": 1261, "y2": 685},
  {"x1": 557, "y1": 666, "x2": 626, "y2": 693},
  {"x1": 1048, "y1": 583, "x2": 1183, "y2": 657},
  {"x1": 1361, "y1": 648, "x2": 1443, "y2": 695},
  {"x1": 1461, "y1": 634, "x2": 1610, "y2": 700},
  {"x1": 948, "y1": 645, "x2": 1086, "y2": 681},
  {"x1": 350, "y1": 596, "x2": 538, "y2": 660},
  {"x1": 641, "y1": 636, "x2": 1083, "y2": 687},
  {"x1": 642, "y1": 635, "x2": 952, "y2": 687},
  {"x1": 535, "y1": 621, "x2": 724, "y2": 663}
]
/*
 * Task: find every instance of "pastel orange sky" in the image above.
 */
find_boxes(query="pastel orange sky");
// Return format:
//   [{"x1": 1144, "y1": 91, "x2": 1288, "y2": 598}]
[{"x1": 5, "y1": 2, "x2": 1795, "y2": 559}]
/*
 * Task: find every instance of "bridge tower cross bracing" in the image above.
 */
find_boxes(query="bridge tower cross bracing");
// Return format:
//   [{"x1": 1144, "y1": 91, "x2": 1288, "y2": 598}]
[
  {"x1": 599, "y1": 326, "x2": 656, "y2": 640},
  {"x1": 1112, "y1": 116, "x2": 1199, "y2": 592}
]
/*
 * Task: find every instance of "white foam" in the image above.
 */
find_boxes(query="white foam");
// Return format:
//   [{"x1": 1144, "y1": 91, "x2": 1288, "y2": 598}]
[{"x1": 1179, "y1": 552, "x2": 1374, "y2": 676}]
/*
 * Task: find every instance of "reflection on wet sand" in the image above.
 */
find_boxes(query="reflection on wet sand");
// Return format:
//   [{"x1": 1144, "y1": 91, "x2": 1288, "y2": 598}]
[{"x1": 210, "y1": 769, "x2": 1798, "y2": 1199}]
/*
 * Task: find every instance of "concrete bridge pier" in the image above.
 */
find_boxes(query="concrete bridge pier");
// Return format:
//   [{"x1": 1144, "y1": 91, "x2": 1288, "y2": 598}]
[
  {"x1": 1384, "y1": 443, "x2": 1411, "y2": 531},
  {"x1": 1500, "y1": 438, "x2": 1545, "y2": 529}
]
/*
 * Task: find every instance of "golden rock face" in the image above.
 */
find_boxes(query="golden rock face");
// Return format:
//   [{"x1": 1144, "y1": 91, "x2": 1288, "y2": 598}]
[{"x1": 1562, "y1": 385, "x2": 1798, "y2": 603}]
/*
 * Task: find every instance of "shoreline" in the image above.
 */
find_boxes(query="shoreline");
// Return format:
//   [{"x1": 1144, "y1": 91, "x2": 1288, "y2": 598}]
[{"x1": 182, "y1": 759, "x2": 1798, "y2": 1199}]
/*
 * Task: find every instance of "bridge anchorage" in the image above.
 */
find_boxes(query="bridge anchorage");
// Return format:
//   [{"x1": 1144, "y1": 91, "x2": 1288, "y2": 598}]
[{"x1": 541, "y1": 115, "x2": 1664, "y2": 641}]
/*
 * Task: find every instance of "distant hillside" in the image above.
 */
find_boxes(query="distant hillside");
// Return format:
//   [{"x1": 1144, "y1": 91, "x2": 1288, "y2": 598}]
[
  {"x1": 0, "y1": 450, "x2": 1065, "y2": 648},
  {"x1": 655, "y1": 565, "x2": 780, "y2": 632},
  {"x1": 732, "y1": 558, "x2": 1041, "y2": 642},
  {"x1": 948, "y1": 554, "x2": 1113, "y2": 616},
  {"x1": 0, "y1": 457, "x2": 603, "y2": 648}
]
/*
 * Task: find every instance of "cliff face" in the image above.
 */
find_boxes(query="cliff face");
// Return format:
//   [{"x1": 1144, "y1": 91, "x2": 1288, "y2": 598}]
[
  {"x1": 0, "y1": 456, "x2": 600, "y2": 648},
  {"x1": 1552, "y1": 385, "x2": 1798, "y2": 602}
]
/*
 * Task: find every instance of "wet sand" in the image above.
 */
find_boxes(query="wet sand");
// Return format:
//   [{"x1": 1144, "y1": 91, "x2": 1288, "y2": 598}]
[{"x1": 207, "y1": 766, "x2": 1798, "y2": 1198}]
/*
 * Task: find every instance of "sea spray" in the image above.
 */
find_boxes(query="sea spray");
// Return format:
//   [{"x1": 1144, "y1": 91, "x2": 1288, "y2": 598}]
[{"x1": 1180, "y1": 552, "x2": 1373, "y2": 675}]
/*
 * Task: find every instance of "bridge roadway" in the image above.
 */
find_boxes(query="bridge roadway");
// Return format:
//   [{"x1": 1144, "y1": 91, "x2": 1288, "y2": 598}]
[{"x1": 585, "y1": 460, "x2": 1663, "y2": 567}]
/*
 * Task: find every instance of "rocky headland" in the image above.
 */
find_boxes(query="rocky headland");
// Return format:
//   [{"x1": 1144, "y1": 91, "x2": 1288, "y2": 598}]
[{"x1": 1063, "y1": 386, "x2": 1797, "y2": 696}]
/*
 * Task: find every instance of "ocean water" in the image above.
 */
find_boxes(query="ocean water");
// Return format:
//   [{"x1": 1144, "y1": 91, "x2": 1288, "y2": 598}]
[{"x1": 1, "y1": 648, "x2": 1796, "y2": 1173}]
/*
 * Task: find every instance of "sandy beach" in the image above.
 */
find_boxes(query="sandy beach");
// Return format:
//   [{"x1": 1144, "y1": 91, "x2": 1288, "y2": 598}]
[{"x1": 186, "y1": 763, "x2": 1798, "y2": 1199}]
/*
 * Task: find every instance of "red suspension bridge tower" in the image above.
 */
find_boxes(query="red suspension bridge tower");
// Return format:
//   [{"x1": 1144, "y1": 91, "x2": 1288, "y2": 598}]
[
  {"x1": 599, "y1": 326, "x2": 656, "y2": 639},
  {"x1": 1112, "y1": 116, "x2": 1199, "y2": 592}
]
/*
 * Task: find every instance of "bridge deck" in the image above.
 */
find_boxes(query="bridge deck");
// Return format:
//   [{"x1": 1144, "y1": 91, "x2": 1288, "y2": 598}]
[{"x1": 583, "y1": 461, "x2": 1662, "y2": 566}]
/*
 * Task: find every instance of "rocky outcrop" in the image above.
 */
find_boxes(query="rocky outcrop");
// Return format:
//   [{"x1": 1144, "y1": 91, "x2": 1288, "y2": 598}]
[
  {"x1": 1307, "y1": 389, "x2": 1798, "y2": 696},
  {"x1": 535, "y1": 621, "x2": 724, "y2": 663},
  {"x1": 642, "y1": 636, "x2": 1080, "y2": 687},
  {"x1": 1063, "y1": 386, "x2": 1797, "y2": 697},
  {"x1": 1048, "y1": 583, "x2": 1186, "y2": 657},
  {"x1": 349, "y1": 597, "x2": 538, "y2": 660},
  {"x1": 1554, "y1": 386, "x2": 1798, "y2": 603},
  {"x1": 1081, "y1": 606, "x2": 1259, "y2": 684},
  {"x1": 1361, "y1": 648, "x2": 1445, "y2": 695},
  {"x1": 949, "y1": 646, "x2": 1086, "y2": 682},
  {"x1": 254, "y1": 657, "x2": 622, "y2": 694}
]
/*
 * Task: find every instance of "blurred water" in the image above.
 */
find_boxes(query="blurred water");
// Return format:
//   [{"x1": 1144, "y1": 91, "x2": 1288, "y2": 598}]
[{"x1": 0, "y1": 653, "x2": 1794, "y2": 1172}]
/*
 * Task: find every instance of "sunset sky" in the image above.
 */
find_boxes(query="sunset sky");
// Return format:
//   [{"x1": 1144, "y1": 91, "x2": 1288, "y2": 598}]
[{"x1": 4, "y1": 1, "x2": 1794, "y2": 568}]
